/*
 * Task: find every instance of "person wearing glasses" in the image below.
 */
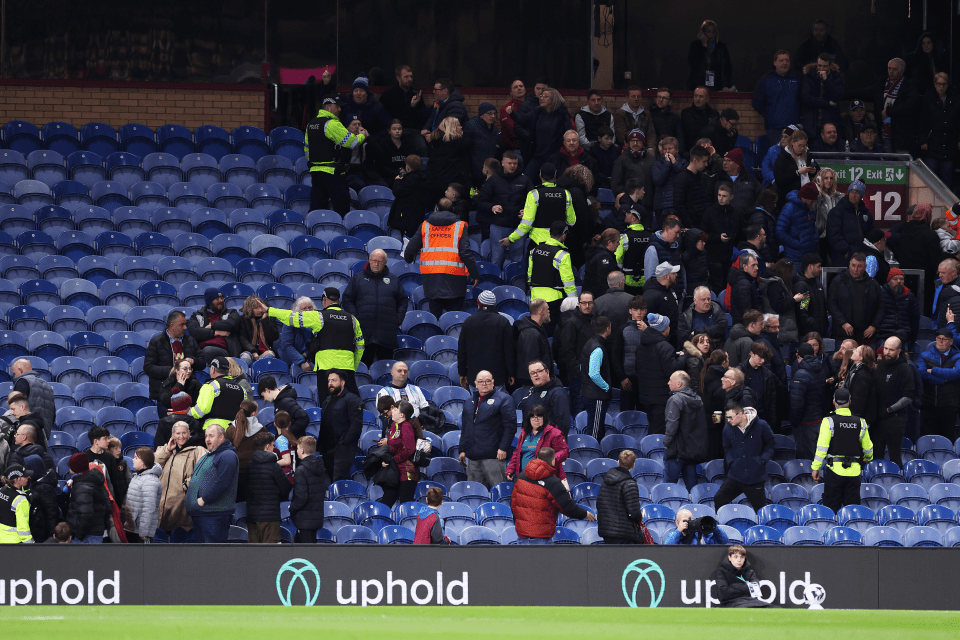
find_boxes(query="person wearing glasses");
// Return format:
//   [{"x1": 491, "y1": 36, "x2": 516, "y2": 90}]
[
  {"x1": 649, "y1": 88, "x2": 684, "y2": 154},
  {"x1": 917, "y1": 329, "x2": 960, "y2": 440},
  {"x1": 514, "y1": 360, "x2": 571, "y2": 437},
  {"x1": 458, "y1": 371, "x2": 515, "y2": 489}
]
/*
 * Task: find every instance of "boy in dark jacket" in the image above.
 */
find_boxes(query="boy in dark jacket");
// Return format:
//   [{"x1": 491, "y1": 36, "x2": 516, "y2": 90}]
[
  {"x1": 596, "y1": 450, "x2": 646, "y2": 544},
  {"x1": 245, "y1": 431, "x2": 291, "y2": 543},
  {"x1": 257, "y1": 376, "x2": 310, "y2": 440},
  {"x1": 289, "y1": 436, "x2": 330, "y2": 543},
  {"x1": 681, "y1": 228, "x2": 710, "y2": 299},
  {"x1": 700, "y1": 183, "x2": 741, "y2": 292},
  {"x1": 65, "y1": 453, "x2": 110, "y2": 543},
  {"x1": 715, "y1": 402, "x2": 775, "y2": 512}
]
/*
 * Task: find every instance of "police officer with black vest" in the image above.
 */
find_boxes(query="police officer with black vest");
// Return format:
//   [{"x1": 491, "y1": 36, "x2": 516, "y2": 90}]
[
  {"x1": 528, "y1": 221, "x2": 577, "y2": 336},
  {"x1": 256, "y1": 289, "x2": 364, "y2": 405},
  {"x1": 616, "y1": 207, "x2": 651, "y2": 296},
  {"x1": 810, "y1": 388, "x2": 874, "y2": 513},
  {"x1": 305, "y1": 96, "x2": 368, "y2": 214},
  {"x1": 188, "y1": 357, "x2": 249, "y2": 432},
  {"x1": 500, "y1": 163, "x2": 576, "y2": 251}
]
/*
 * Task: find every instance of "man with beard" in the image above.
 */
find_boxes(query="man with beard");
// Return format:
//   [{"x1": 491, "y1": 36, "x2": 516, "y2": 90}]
[
  {"x1": 187, "y1": 288, "x2": 244, "y2": 363},
  {"x1": 379, "y1": 65, "x2": 429, "y2": 133},
  {"x1": 795, "y1": 19, "x2": 847, "y2": 71},
  {"x1": 918, "y1": 330, "x2": 960, "y2": 440},
  {"x1": 877, "y1": 268, "x2": 920, "y2": 344},
  {"x1": 319, "y1": 371, "x2": 363, "y2": 482},
  {"x1": 701, "y1": 108, "x2": 740, "y2": 158},
  {"x1": 874, "y1": 337, "x2": 915, "y2": 471}
]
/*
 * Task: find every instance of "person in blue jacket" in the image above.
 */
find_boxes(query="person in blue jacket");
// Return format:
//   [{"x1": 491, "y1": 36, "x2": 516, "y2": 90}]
[
  {"x1": 275, "y1": 296, "x2": 315, "y2": 373},
  {"x1": 463, "y1": 102, "x2": 501, "y2": 188},
  {"x1": 663, "y1": 506, "x2": 730, "y2": 545},
  {"x1": 753, "y1": 51, "x2": 801, "y2": 144},
  {"x1": 826, "y1": 181, "x2": 872, "y2": 266},
  {"x1": 776, "y1": 183, "x2": 820, "y2": 266},
  {"x1": 342, "y1": 72, "x2": 393, "y2": 140}
]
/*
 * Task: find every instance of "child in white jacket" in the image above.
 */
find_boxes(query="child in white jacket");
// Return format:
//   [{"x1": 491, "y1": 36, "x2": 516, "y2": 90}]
[{"x1": 125, "y1": 447, "x2": 162, "y2": 543}]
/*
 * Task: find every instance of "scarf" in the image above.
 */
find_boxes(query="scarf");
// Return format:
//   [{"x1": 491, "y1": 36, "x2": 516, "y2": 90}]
[{"x1": 882, "y1": 77, "x2": 903, "y2": 138}]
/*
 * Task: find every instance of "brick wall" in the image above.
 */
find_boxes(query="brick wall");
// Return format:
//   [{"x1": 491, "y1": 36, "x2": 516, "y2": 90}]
[{"x1": 0, "y1": 80, "x2": 267, "y2": 131}]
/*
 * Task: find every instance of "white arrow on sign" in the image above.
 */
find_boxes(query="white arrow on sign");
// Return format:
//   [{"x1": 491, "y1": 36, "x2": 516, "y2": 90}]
[{"x1": 896, "y1": 170, "x2": 904, "y2": 180}]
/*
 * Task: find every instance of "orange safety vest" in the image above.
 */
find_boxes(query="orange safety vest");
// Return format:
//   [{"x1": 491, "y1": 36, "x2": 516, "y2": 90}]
[{"x1": 419, "y1": 220, "x2": 470, "y2": 276}]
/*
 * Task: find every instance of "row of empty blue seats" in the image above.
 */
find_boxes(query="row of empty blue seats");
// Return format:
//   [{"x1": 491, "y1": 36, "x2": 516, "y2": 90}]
[{"x1": 1, "y1": 122, "x2": 304, "y2": 162}]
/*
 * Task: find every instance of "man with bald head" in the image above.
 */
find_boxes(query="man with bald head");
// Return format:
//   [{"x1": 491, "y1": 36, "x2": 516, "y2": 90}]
[
  {"x1": 663, "y1": 506, "x2": 729, "y2": 545},
  {"x1": 376, "y1": 361, "x2": 430, "y2": 418},
  {"x1": 870, "y1": 57, "x2": 920, "y2": 153},
  {"x1": 934, "y1": 259, "x2": 960, "y2": 329},
  {"x1": 10, "y1": 358, "x2": 54, "y2": 439},
  {"x1": 342, "y1": 248, "x2": 409, "y2": 365},
  {"x1": 874, "y1": 336, "x2": 915, "y2": 470},
  {"x1": 457, "y1": 370, "x2": 515, "y2": 489}
]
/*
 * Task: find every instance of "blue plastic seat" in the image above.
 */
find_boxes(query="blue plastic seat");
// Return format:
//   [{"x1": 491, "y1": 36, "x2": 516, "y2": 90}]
[
  {"x1": 630, "y1": 458, "x2": 664, "y2": 492},
  {"x1": 155, "y1": 256, "x2": 198, "y2": 288},
  {"x1": 46, "y1": 305, "x2": 86, "y2": 334},
  {"x1": 206, "y1": 182, "x2": 246, "y2": 211},
  {"x1": 781, "y1": 525, "x2": 823, "y2": 546},
  {"x1": 105, "y1": 152, "x2": 145, "y2": 190},
  {"x1": 336, "y1": 525, "x2": 377, "y2": 544},
  {"x1": 743, "y1": 524, "x2": 783, "y2": 545},
  {"x1": 7, "y1": 305, "x2": 47, "y2": 334},
  {"x1": 20, "y1": 279, "x2": 60, "y2": 307},
  {"x1": 796, "y1": 503, "x2": 836, "y2": 534},
  {"x1": 257, "y1": 282, "x2": 295, "y2": 308},
  {"x1": 917, "y1": 504, "x2": 958, "y2": 535},
  {"x1": 27, "y1": 149, "x2": 67, "y2": 188},
  {"x1": 758, "y1": 504, "x2": 797, "y2": 536},
  {"x1": 48, "y1": 430, "x2": 79, "y2": 460},
  {"x1": 0, "y1": 204, "x2": 34, "y2": 238},
  {"x1": 172, "y1": 233, "x2": 213, "y2": 261},
  {"x1": 221, "y1": 281, "x2": 255, "y2": 308},
  {"x1": 327, "y1": 479, "x2": 368, "y2": 509},
  {"x1": 905, "y1": 525, "x2": 944, "y2": 547},
  {"x1": 917, "y1": 435, "x2": 956, "y2": 467},
  {"x1": 74, "y1": 381, "x2": 114, "y2": 411},
  {"x1": 862, "y1": 525, "x2": 904, "y2": 546},
  {"x1": 73, "y1": 205, "x2": 113, "y2": 237},
  {"x1": 42, "y1": 122, "x2": 81, "y2": 156},
  {"x1": 114, "y1": 257, "x2": 156, "y2": 286},
  {"x1": 80, "y1": 123, "x2": 119, "y2": 157},
  {"x1": 889, "y1": 483, "x2": 931, "y2": 511},
  {"x1": 447, "y1": 481, "x2": 489, "y2": 510},
  {"x1": 36, "y1": 205, "x2": 75, "y2": 238},
  {"x1": 53, "y1": 230, "x2": 96, "y2": 263},
  {"x1": 232, "y1": 126, "x2": 269, "y2": 161},
  {"x1": 426, "y1": 457, "x2": 468, "y2": 491},
  {"x1": 114, "y1": 382, "x2": 151, "y2": 412},
  {"x1": 250, "y1": 234, "x2": 290, "y2": 262},
  {"x1": 156, "y1": 124, "x2": 195, "y2": 160},
  {"x1": 91, "y1": 356, "x2": 133, "y2": 386},
  {"x1": 126, "y1": 305, "x2": 167, "y2": 333},
  {"x1": 180, "y1": 153, "x2": 221, "y2": 192},
  {"x1": 51, "y1": 181, "x2": 92, "y2": 211},
  {"x1": 928, "y1": 482, "x2": 960, "y2": 512},
  {"x1": 270, "y1": 258, "x2": 311, "y2": 286},
  {"x1": 268, "y1": 127, "x2": 305, "y2": 161},
  {"x1": 459, "y1": 525, "x2": 500, "y2": 545},
  {"x1": 878, "y1": 504, "x2": 918, "y2": 536},
  {"x1": 4, "y1": 121, "x2": 42, "y2": 154},
  {"x1": 283, "y1": 184, "x2": 312, "y2": 215},
  {"x1": 343, "y1": 210, "x2": 383, "y2": 243},
  {"x1": 946, "y1": 526, "x2": 960, "y2": 547},
  {"x1": 860, "y1": 483, "x2": 890, "y2": 511},
  {"x1": 67, "y1": 330, "x2": 110, "y2": 359},
  {"x1": 267, "y1": 209, "x2": 307, "y2": 242},
  {"x1": 129, "y1": 181, "x2": 168, "y2": 209},
  {"x1": 434, "y1": 501, "x2": 474, "y2": 537},
  {"x1": 235, "y1": 258, "x2": 274, "y2": 287},
  {"x1": 27, "y1": 330, "x2": 69, "y2": 360},
  {"x1": 220, "y1": 154, "x2": 258, "y2": 192},
  {"x1": 90, "y1": 181, "x2": 130, "y2": 212},
  {"x1": 14, "y1": 179, "x2": 54, "y2": 207},
  {"x1": 639, "y1": 503, "x2": 676, "y2": 539},
  {"x1": 99, "y1": 279, "x2": 139, "y2": 312},
  {"x1": 1, "y1": 253, "x2": 40, "y2": 281},
  {"x1": 717, "y1": 503, "x2": 759, "y2": 535},
  {"x1": 119, "y1": 430, "x2": 154, "y2": 456},
  {"x1": 836, "y1": 504, "x2": 877, "y2": 536},
  {"x1": 377, "y1": 525, "x2": 414, "y2": 544},
  {"x1": 245, "y1": 184, "x2": 284, "y2": 213},
  {"x1": 640, "y1": 434, "x2": 666, "y2": 464},
  {"x1": 353, "y1": 500, "x2": 395, "y2": 532},
  {"x1": 141, "y1": 152, "x2": 182, "y2": 190},
  {"x1": 0, "y1": 150, "x2": 29, "y2": 187},
  {"x1": 211, "y1": 233, "x2": 251, "y2": 266},
  {"x1": 67, "y1": 151, "x2": 106, "y2": 189},
  {"x1": 822, "y1": 525, "x2": 863, "y2": 546},
  {"x1": 905, "y1": 459, "x2": 945, "y2": 491},
  {"x1": 863, "y1": 459, "x2": 904, "y2": 491},
  {"x1": 133, "y1": 232, "x2": 173, "y2": 259},
  {"x1": 50, "y1": 356, "x2": 93, "y2": 388},
  {"x1": 258, "y1": 155, "x2": 297, "y2": 191},
  {"x1": 227, "y1": 208, "x2": 268, "y2": 236},
  {"x1": 306, "y1": 210, "x2": 347, "y2": 243},
  {"x1": 168, "y1": 182, "x2": 207, "y2": 213},
  {"x1": 117, "y1": 123, "x2": 156, "y2": 158},
  {"x1": 55, "y1": 405, "x2": 95, "y2": 440}
]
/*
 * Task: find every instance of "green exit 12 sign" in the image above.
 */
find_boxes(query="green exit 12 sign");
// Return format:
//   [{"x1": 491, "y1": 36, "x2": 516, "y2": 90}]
[{"x1": 821, "y1": 164, "x2": 907, "y2": 185}]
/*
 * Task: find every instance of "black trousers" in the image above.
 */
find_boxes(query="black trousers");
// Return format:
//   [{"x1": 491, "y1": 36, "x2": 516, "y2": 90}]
[
  {"x1": 295, "y1": 529, "x2": 318, "y2": 543},
  {"x1": 310, "y1": 171, "x2": 350, "y2": 215},
  {"x1": 378, "y1": 479, "x2": 417, "y2": 508},
  {"x1": 645, "y1": 402, "x2": 666, "y2": 435},
  {"x1": 920, "y1": 406, "x2": 958, "y2": 440},
  {"x1": 362, "y1": 345, "x2": 394, "y2": 367},
  {"x1": 428, "y1": 297, "x2": 465, "y2": 319},
  {"x1": 714, "y1": 477, "x2": 767, "y2": 512},
  {"x1": 872, "y1": 415, "x2": 906, "y2": 470},
  {"x1": 821, "y1": 467, "x2": 861, "y2": 513},
  {"x1": 316, "y1": 368, "x2": 359, "y2": 406}
]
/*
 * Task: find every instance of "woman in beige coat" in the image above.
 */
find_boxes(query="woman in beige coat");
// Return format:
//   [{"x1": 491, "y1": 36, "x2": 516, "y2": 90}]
[{"x1": 156, "y1": 420, "x2": 206, "y2": 532}]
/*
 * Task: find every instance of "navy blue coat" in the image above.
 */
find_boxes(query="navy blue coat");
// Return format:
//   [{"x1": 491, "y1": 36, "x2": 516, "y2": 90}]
[
  {"x1": 424, "y1": 90, "x2": 468, "y2": 131},
  {"x1": 826, "y1": 195, "x2": 873, "y2": 266},
  {"x1": 515, "y1": 104, "x2": 575, "y2": 166},
  {"x1": 877, "y1": 283, "x2": 920, "y2": 343},
  {"x1": 752, "y1": 68, "x2": 801, "y2": 130},
  {"x1": 341, "y1": 263, "x2": 408, "y2": 350},
  {"x1": 727, "y1": 264, "x2": 762, "y2": 326},
  {"x1": 290, "y1": 454, "x2": 329, "y2": 531},
  {"x1": 776, "y1": 191, "x2": 819, "y2": 263},
  {"x1": 475, "y1": 169, "x2": 534, "y2": 228},
  {"x1": 789, "y1": 355, "x2": 826, "y2": 430},
  {"x1": 458, "y1": 389, "x2": 515, "y2": 461},
  {"x1": 799, "y1": 63, "x2": 844, "y2": 135},
  {"x1": 463, "y1": 115, "x2": 500, "y2": 186},
  {"x1": 722, "y1": 410, "x2": 775, "y2": 485},
  {"x1": 246, "y1": 450, "x2": 291, "y2": 523},
  {"x1": 277, "y1": 323, "x2": 313, "y2": 369}
]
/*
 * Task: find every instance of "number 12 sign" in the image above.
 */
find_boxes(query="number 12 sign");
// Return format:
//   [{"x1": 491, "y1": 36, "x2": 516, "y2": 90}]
[{"x1": 820, "y1": 163, "x2": 908, "y2": 229}]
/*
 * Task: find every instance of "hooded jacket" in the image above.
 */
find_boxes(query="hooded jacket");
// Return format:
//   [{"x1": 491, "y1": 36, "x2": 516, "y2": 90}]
[
  {"x1": 636, "y1": 327, "x2": 680, "y2": 406},
  {"x1": 642, "y1": 278, "x2": 681, "y2": 349},
  {"x1": 596, "y1": 465, "x2": 644, "y2": 542},
  {"x1": 678, "y1": 300, "x2": 728, "y2": 346},
  {"x1": 651, "y1": 154, "x2": 689, "y2": 212},
  {"x1": 878, "y1": 282, "x2": 920, "y2": 343},
  {"x1": 789, "y1": 355, "x2": 826, "y2": 430},
  {"x1": 511, "y1": 458, "x2": 587, "y2": 539},
  {"x1": 514, "y1": 378, "x2": 571, "y2": 437},
  {"x1": 514, "y1": 315, "x2": 553, "y2": 381},
  {"x1": 343, "y1": 90, "x2": 393, "y2": 139},
  {"x1": 24, "y1": 453, "x2": 59, "y2": 541},
  {"x1": 289, "y1": 454, "x2": 329, "y2": 531},
  {"x1": 722, "y1": 407, "x2": 775, "y2": 485},
  {"x1": 402, "y1": 210, "x2": 480, "y2": 300},
  {"x1": 66, "y1": 467, "x2": 110, "y2": 539},
  {"x1": 514, "y1": 102, "x2": 575, "y2": 165},
  {"x1": 424, "y1": 89, "x2": 468, "y2": 131},
  {"x1": 759, "y1": 275, "x2": 798, "y2": 343},
  {"x1": 267, "y1": 385, "x2": 309, "y2": 441},
  {"x1": 918, "y1": 343, "x2": 960, "y2": 410},
  {"x1": 723, "y1": 323, "x2": 758, "y2": 369},
  {"x1": 613, "y1": 103, "x2": 657, "y2": 153},
  {"x1": 246, "y1": 449, "x2": 291, "y2": 523},
  {"x1": 185, "y1": 439, "x2": 239, "y2": 516},
  {"x1": 457, "y1": 307, "x2": 516, "y2": 386},
  {"x1": 800, "y1": 61, "x2": 844, "y2": 135},
  {"x1": 776, "y1": 190, "x2": 819, "y2": 263},
  {"x1": 558, "y1": 308, "x2": 594, "y2": 378},
  {"x1": 680, "y1": 227, "x2": 710, "y2": 294},
  {"x1": 793, "y1": 271, "x2": 829, "y2": 337},
  {"x1": 826, "y1": 195, "x2": 873, "y2": 265},
  {"x1": 727, "y1": 265, "x2": 762, "y2": 327},
  {"x1": 342, "y1": 262, "x2": 408, "y2": 351},
  {"x1": 664, "y1": 385, "x2": 709, "y2": 462},
  {"x1": 464, "y1": 114, "x2": 501, "y2": 185},
  {"x1": 156, "y1": 442, "x2": 206, "y2": 532},
  {"x1": 187, "y1": 305, "x2": 244, "y2": 358},
  {"x1": 583, "y1": 244, "x2": 618, "y2": 298},
  {"x1": 475, "y1": 169, "x2": 534, "y2": 227},
  {"x1": 125, "y1": 462, "x2": 162, "y2": 538}
]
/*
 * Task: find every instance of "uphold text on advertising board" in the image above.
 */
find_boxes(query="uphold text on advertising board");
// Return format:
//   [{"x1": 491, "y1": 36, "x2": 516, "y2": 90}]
[{"x1": 1, "y1": 546, "x2": 958, "y2": 608}]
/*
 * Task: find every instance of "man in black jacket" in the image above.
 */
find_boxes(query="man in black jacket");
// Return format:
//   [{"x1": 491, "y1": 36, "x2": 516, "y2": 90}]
[
  {"x1": 341, "y1": 248, "x2": 408, "y2": 365},
  {"x1": 187, "y1": 288, "x2": 244, "y2": 363},
  {"x1": 379, "y1": 64, "x2": 430, "y2": 132},
  {"x1": 514, "y1": 361, "x2": 571, "y2": 436},
  {"x1": 650, "y1": 88, "x2": 685, "y2": 153},
  {"x1": 581, "y1": 316, "x2": 614, "y2": 440},
  {"x1": 636, "y1": 313, "x2": 681, "y2": 435},
  {"x1": 514, "y1": 300, "x2": 553, "y2": 388},
  {"x1": 458, "y1": 371, "x2": 515, "y2": 489},
  {"x1": 319, "y1": 371, "x2": 363, "y2": 482},
  {"x1": 559, "y1": 293, "x2": 594, "y2": 415},
  {"x1": 257, "y1": 376, "x2": 309, "y2": 440},
  {"x1": 10, "y1": 359, "x2": 54, "y2": 440},
  {"x1": 144, "y1": 310, "x2": 205, "y2": 412},
  {"x1": 871, "y1": 58, "x2": 921, "y2": 153},
  {"x1": 663, "y1": 371, "x2": 708, "y2": 491},
  {"x1": 9, "y1": 421, "x2": 54, "y2": 474},
  {"x1": 793, "y1": 253, "x2": 828, "y2": 337},
  {"x1": 289, "y1": 435, "x2": 329, "y2": 543},
  {"x1": 596, "y1": 450, "x2": 645, "y2": 544},
  {"x1": 827, "y1": 253, "x2": 883, "y2": 342},
  {"x1": 457, "y1": 290, "x2": 515, "y2": 389},
  {"x1": 245, "y1": 431, "x2": 291, "y2": 543},
  {"x1": 84, "y1": 425, "x2": 128, "y2": 507},
  {"x1": 475, "y1": 151, "x2": 533, "y2": 267},
  {"x1": 642, "y1": 263, "x2": 681, "y2": 348},
  {"x1": 680, "y1": 87, "x2": 719, "y2": 153},
  {"x1": 874, "y1": 337, "x2": 915, "y2": 471}
]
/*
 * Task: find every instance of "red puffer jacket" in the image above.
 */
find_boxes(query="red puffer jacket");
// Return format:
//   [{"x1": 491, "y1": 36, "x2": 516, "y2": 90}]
[{"x1": 510, "y1": 459, "x2": 587, "y2": 539}]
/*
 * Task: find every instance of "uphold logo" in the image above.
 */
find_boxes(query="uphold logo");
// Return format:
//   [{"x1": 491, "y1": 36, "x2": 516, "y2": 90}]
[
  {"x1": 277, "y1": 559, "x2": 321, "y2": 607},
  {"x1": 622, "y1": 559, "x2": 665, "y2": 608}
]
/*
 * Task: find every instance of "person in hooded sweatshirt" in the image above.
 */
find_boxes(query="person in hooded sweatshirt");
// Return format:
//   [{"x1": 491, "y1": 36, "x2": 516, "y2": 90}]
[
  {"x1": 583, "y1": 229, "x2": 620, "y2": 298},
  {"x1": 23, "y1": 453, "x2": 59, "y2": 542},
  {"x1": 413, "y1": 487, "x2": 450, "y2": 544},
  {"x1": 712, "y1": 545, "x2": 772, "y2": 608},
  {"x1": 245, "y1": 431, "x2": 291, "y2": 544},
  {"x1": 256, "y1": 375, "x2": 310, "y2": 441},
  {"x1": 700, "y1": 183, "x2": 741, "y2": 292},
  {"x1": 596, "y1": 450, "x2": 647, "y2": 545},
  {"x1": 65, "y1": 452, "x2": 110, "y2": 543},
  {"x1": 289, "y1": 436, "x2": 329, "y2": 543},
  {"x1": 826, "y1": 181, "x2": 872, "y2": 267},
  {"x1": 790, "y1": 343, "x2": 827, "y2": 459},
  {"x1": 125, "y1": 447, "x2": 162, "y2": 543},
  {"x1": 223, "y1": 399, "x2": 265, "y2": 503}
]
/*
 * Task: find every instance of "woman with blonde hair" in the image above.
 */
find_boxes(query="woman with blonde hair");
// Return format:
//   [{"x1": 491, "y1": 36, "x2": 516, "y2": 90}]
[
  {"x1": 508, "y1": 85, "x2": 574, "y2": 179},
  {"x1": 687, "y1": 19, "x2": 733, "y2": 91},
  {"x1": 814, "y1": 167, "x2": 842, "y2": 257},
  {"x1": 426, "y1": 116, "x2": 472, "y2": 201},
  {"x1": 239, "y1": 295, "x2": 279, "y2": 362},
  {"x1": 773, "y1": 129, "x2": 814, "y2": 207}
]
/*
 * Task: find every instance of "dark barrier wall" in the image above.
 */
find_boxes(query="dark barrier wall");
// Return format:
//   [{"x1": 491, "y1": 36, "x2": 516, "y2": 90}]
[{"x1": 1, "y1": 547, "x2": 958, "y2": 609}]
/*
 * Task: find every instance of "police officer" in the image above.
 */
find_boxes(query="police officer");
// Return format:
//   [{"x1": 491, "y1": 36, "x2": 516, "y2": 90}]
[
  {"x1": 255, "y1": 289, "x2": 364, "y2": 404},
  {"x1": 616, "y1": 206, "x2": 651, "y2": 295},
  {"x1": 500, "y1": 163, "x2": 576, "y2": 251},
  {"x1": 811, "y1": 387, "x2": 874, "y2": 513},
  {"x1": 0, "y1": 464, "x2": 34, "y2": 544},
  {"x1": 528, "y1": 220, "x2": 577, "y2": 337},
  {"x1": 188, "y1": 357, "x2": 250, "y2": 432},
  {"x1": 305, "y1": 96, "x2": 368, "y2": 214}
]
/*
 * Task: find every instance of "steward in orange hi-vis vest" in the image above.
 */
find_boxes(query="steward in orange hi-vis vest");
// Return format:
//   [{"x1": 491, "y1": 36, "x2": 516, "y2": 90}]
[{"x1": 402, "y1": 210, "x2": 480, "y2": 308}]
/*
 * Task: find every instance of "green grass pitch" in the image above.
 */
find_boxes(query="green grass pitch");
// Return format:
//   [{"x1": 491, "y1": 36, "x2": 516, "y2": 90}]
[{"x1": 4, "y1": 606, "x2": 960, "y2": 639}]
